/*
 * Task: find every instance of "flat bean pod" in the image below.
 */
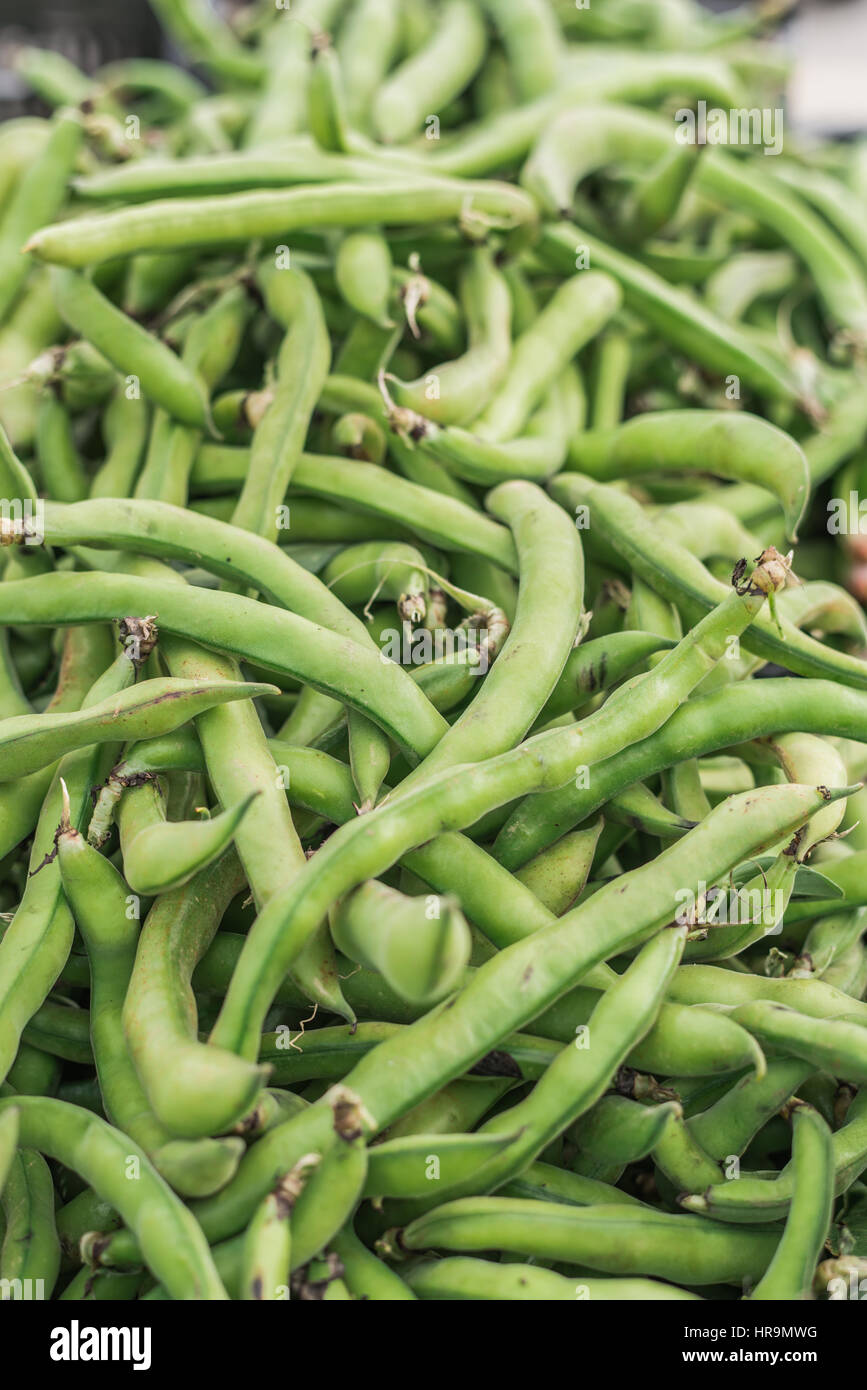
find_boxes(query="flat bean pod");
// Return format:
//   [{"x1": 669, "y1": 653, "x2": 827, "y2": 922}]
[
  {"x1": 405, "y1": 1256, "x2": 701, "y2": 1301},
  {"x1": 398, "y1": 1198, "x2": 779, "y2": 1285},
  {"x1": 26, "y1": 181, "x2": 537, "y2": 268}
]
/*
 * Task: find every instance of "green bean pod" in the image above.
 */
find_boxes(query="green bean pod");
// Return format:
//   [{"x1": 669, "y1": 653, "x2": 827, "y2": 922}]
[
  {"x1": 232, "y1": 263, "x2": 331, "y2": 545},
  {"x1": 405, "y1": 1257, "x2": 701, "y2": 1301},
  {"x1": 502, "y1": 1159, "x2": 645, "y2": 1209},
  {"x1": 335, "y1": 230, "x2": 394, "y2": 328},
  {"x1": 729, "y1": 1001, "x2": 867, "y2": 1087},
  {"x1": 0, "y1": 571, "x2": 447, "y2": 759},
  {"x1": 337, "y1": 0, "x2": 402, "y2": 130},
  {"x1": 0, "y1": 1105, "x2": 19, "y2": 1197},
  {"x1": 147, "y1": 0, "x2": 264, "y2": 87},
  {"x1": 373, "y1": 0, "x2": 487, "y2": 144},
  {"x1": 683, "y1": 1087, "x2": 867, "y2": 1225},
  {"x1": 0, "y1": 1149, "x2": 60, "y2": 1296},
  {"x1": 668, "y1": 965, "x2": 867, "y2": 1025},
  {"x1": 395, "y1": 480, "x2": 584, "y2": 791},
  {"x1": 239, "y1": 1154, "x2": 319, "y2": 1301},
  {"x1": 56, "y1": 821, "x2": 246, "y2": 1196},
  {"x1": 6, "y1": 1046, "x2": 60, "y2": 1098},
  {"x1": 90, "y1": 389, "x2": 149, "y2": 500},
  {"x1": 308, "y1": 44, "x2": 353, "y2": 155},
  {"x1": 50, "y1": 269, "x2": 211, "y2": 428},
  {"x1": 567, "y1": 411, "x2": 809, "y2": 541},
  {"x1": 25, "y1": 181, "x2": 537, "y2": 268},
  {"x1": 242, "y1": 18, "x2": 310, "y2": 148},
  {"x1": 321, "y1": 541, "x2": 431, "y2": 625},
  {"x1": 22, "y1": 1001, "x2": 91, "y2": 1063},
  {"x1": 331, "y1": 882, "x2": 471, "y2": 1006},
  {"x1": 394, "y1": 925, "x2": 688, "y2": 1209},
  {"x1": 478, "y1": 0, "x2": 563, "y2": 102},
  {"x1": 35, "y1": 394, "x2": 89, "y2": 503},
  {"x1": 122, "y1": 852, "x2": 269, "y2": 1140},
  {"x1": 284, "y1": 1105, "x2": 369, "y2": 1274},
  {"x1": 388, "y1": 247, "x2": 512, "y2": 427},
  {"x1": 329, "y1": 1220, "x2": 416, "y2": 1300},
  {"x1": 398, "y1": 1198, "x2": 779, "y2": 1285},
  {"x1": 116, "y1": 778, "x2": 257, "y2": 896},
  {"x1": 471, "y1": 272, "x2": 621, "y2": 444},
  {"x1": 0, "y1": 110, "x2": 83, "y2": 324},
  {"x1": 569, "y1": 1096, "x2": 681, "y2": 1175},
  {"x1": 364, "y1": 1131, "x2": 522, "y2": 1202},
  {"x1": 687, "y1": 1057, "x2": 814, "y2": 1167},
  {"x1": 0, "y1": 675, "x2": 275, "y2": 782},
  {"x1": 514, "y1": 823, "x2": 602, "y2": 915}
]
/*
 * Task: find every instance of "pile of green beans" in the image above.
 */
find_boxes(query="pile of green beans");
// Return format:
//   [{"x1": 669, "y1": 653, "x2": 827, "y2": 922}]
[{"x1": 1, "y1": 0, "x2": 867, "y2": 1306}]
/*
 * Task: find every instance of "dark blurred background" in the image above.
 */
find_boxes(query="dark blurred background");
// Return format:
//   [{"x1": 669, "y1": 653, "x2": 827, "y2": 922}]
[{"x1": 0, "y1": 1, "x2": 162, "y2": 114}]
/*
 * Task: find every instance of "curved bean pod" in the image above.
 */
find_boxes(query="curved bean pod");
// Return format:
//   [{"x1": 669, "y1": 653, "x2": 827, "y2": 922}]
[
  {"x1": 394, "y1": 480, "x2": 584, "y2": 792},
  {"x1": 0, "y1": 1095, "x2": 228, "y2": 1299},
  {"x1": 373, "y1": 0, "x2": 487, "y2": 144},
  {"x1": 331, "y1": 882, "x2": 471, "y2": 1006},
  {"x1": 471, "y1": 272, "x2": 621, "y2": 444},
  {"x1": 123, "y1": 852, "x2": 269, "y2": 1140},
  {"x1": 0, "y1": 1148, "x2": 60, "y2": 1296},
  {"x1": 682, "y1": 1088, "x2": 867, "y2": 1225},
  {"x1": 116, "y1": 779, "x2": 256, "y2": 896},
  {"x1": 729, "y1": 1001, "x2": 867, "y2": 1087},
  {"x1": 56, "y1": 819, "x2": 247, "y2": 1195},
  {"x1": 413, "y1": 366, "x2": 584, "y2": 486},
  {"x1": 328, "y1": 1221, "x2": 415, "y2": 1300},
  {"x1": 567, "y1": 411, "x2": 809, "y2": 541},
  {"x1": 569, "y1": 1095, "x2": 680, "y2": 1175},
  {"x1": 388, "y1": 247, "x2": 512, "y2": 427},
  {"x1": 748, "y1": 1104, "x2": 834, "y2": 1300},
  {"x1": 687, "y1": 1057, "x2": 814, "y2": 1167},
  {"x1": 550, "y1": 473, "x2": 867, "y2": 689}
]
